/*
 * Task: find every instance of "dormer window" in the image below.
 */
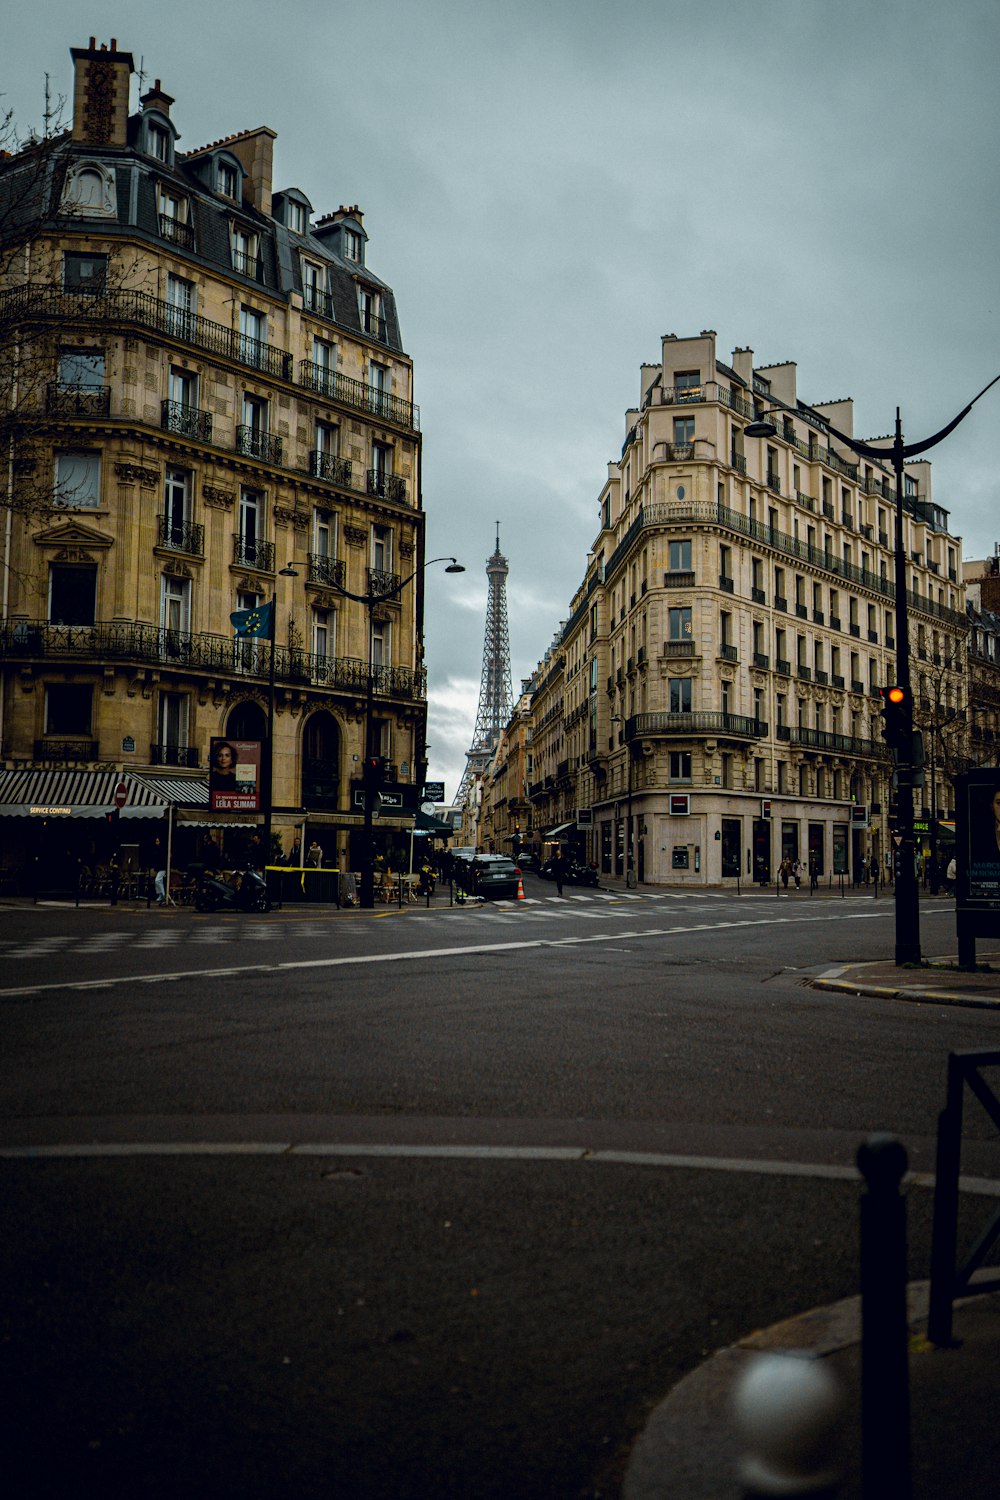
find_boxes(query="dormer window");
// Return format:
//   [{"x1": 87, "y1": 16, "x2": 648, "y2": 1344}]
[
  {"x1": 343, "y1": 228, "x2": 362, "y2": 263},
  {"x1": 157, "y1": 186, "x2": 193, "y2": 250},
  {"x1": 217, "y1": 159, "x2": 240, "y2": 201},
  {"x1": 358, "y1": 285, "x2": 385, "y2": 341},
  {"x1": 287, "y1": 200, "x2": 307, "y2": 235},
  {"x1": 148, "y1": 122, "x2": 169, "y2": 161},
  {"x1": 301, "y1": 259, "x2": 330, "y2": 317},
  {"x1": 231, "y1": 226, "x2": 260, "y2": 280}
]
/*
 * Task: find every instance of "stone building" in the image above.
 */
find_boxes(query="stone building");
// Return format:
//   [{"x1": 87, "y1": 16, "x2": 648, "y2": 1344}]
[
  {"x1": 0, "y1": 39, "x2": 426, "y2": 883},
  {"x1": 522, "y1": 330, "x2": 968, "y2": 886}
]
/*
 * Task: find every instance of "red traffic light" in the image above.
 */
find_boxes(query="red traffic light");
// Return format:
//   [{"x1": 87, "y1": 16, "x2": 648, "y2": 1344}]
[{"x1": 886, "y1": 686, "x2": 906, "y2": 705}]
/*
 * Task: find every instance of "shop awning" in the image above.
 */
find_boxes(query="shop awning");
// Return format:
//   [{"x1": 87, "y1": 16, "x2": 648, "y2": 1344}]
[
  {"x1": 0, "y1": 768, "x2": 206, "y2": 819},
  {"x1": 544, "y1": 821, "x2": 577, "y2": 840}
]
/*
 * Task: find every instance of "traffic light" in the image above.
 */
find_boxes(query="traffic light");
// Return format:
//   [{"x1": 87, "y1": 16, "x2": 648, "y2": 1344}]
[
  {"x1": 365, "y1": 755, "x2": 390, "y2": 785},
  {"x1": 879, "y1": 684, "x2": 910, "y2": 754}
]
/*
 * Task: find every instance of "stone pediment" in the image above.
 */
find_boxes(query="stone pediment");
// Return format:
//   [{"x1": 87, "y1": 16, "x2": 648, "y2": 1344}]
[{"x1": 33, "y1": 520, "x2": 115, "y2": 551}]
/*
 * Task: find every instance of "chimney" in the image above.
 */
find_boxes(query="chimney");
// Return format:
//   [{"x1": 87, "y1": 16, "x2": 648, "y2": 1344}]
[
  {"x1": 70, "y1": 38, "x2": 134, "y2": 148},
  {"x1": 140, "y1": 79, "x2": 174, "y2": 117},
  {"x1": 225, "y1": 127, "x2": 277, "y2": 216}
]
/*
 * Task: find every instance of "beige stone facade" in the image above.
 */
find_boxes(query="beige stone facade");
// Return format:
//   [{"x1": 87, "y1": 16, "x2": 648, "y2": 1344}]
[
  {"x1": 488, "y1": 331, "x2": 970, "y2": 886},
  {"x1": 0, "y1": 40, "x2": 425, "y2": 871}
]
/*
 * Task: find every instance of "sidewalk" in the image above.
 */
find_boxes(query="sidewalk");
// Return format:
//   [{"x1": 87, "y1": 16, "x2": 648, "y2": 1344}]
[
  {"x1": 812, "y1": 952, "x2": 1000, "y2": 1010},
  {"x1": 623, "y1": 1281, "x2": 1000, "y2": 1499}
]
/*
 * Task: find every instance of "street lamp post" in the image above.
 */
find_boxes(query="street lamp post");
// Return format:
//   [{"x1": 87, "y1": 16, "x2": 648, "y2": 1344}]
[
  {"x1": 611, "y1": 715, "x2": 635, "y2": 886},
  {"x1": 329, "y1": 556, "x2": 464, "y2": 910},
  {"x1": 747, "y1": 372, "x2": 1000, "y2": 965}
]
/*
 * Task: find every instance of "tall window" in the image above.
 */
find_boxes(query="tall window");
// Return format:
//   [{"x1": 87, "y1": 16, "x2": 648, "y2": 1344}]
[
  {"x1": 162, "y1": 467, "x2": 192, "y2": 547},
  {"x1": 314, "y1": 508, "x2": 336, "y2": 560},
  {"x1": 58, "y1": 350, "x2": 104, "y2": 389},
  {"x1": 669, "y1": 751, "x2": 692, "y2": 781},
  {"x1": 302, "y1": 259, "x2": 324, "y2": 310},
  {"x1": 165, "y1": 273, "x2": 196, "y2": 338},
  {"x1": 668, "y1": 606, "x2": 692, "y2": 641},
  {"x1": 217, "y1": 159, "x2": 239, "y2": 200},
  {"x1": 63, "y1": 250, "x2": 107, "y2": 293},
  {"x1": 239, "y1": 487, "x2": 263, "y2": 548},
  {"x1": 287, "y1": 200, "x2": 307, "y2": 235},
  {"x1": 311, "y1": 607, "x2": 334, "y2": 662},
  {"x1": 669, "y1": 539, "x2": 691, "y2": 572},
  {"x1": 238, "y1": 305, "x2": 266, "y2": 364},
  {"x1": 372, "y1": 524, "x2": 392, "y2": 575},
  {"x1": 343, "y1": 228, "x2": 362, "y2": 262},
  {"x1": 371, "y1": 618, "x2": 390, "y2": 668},
  {"x1": 673, "y1": 416, "x2": 694, "y2": 446},
  {"x1": 160, "y1": 574, "x2": 191, "y2": 637},
  {"x1": 369, "y1": 362, "x2": 389, "y2": 417},
  {"x1": 54, "y1": 450, "x2": 101, "y2": 508},
  {"x1": 234, "y1": 587, "x2": 263, "y2": 673},
  {"x1": 49, "y1": 564, "x2": 96, "y2": 625},
  {"x1": 358, "y1": 285, "x2": 383, "y2": 338},
  {"x1": 311, "y1": 336, "x2": 334, "y2": 393},
  {"x1": 232, "y1": 228, "x2": 260, "y2": 278},
  {"x1": 675, "y1": 370, "x2": 701, "y2": 398},
  {"x1": 158, "y1": 692, "x2": 189, "y2": 756},
  {"x1": 669, "y1": 678, "x2": 692, "y2": 713}
]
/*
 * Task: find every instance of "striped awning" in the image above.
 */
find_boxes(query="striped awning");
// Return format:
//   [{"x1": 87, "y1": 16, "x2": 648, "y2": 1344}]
[{"x1": 0, "y1": 769, "x2": 206, "y2": 819}]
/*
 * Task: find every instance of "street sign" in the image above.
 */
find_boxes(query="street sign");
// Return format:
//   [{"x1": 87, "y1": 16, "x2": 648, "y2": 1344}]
[
  {"x1": 423, "y1": 780, "x2": 445, "y2": 802},
  {"x1": 893, "y1": 835, "x2": 903, "y2": 848},
  {"x1": 114, "y1": 781, "x2": 128, "y2": 809}
]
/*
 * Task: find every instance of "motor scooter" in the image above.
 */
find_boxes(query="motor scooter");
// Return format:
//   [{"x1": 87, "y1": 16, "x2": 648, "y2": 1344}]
[{"x1": 194, "y1": 866, "x2": 272, "y2": 914}]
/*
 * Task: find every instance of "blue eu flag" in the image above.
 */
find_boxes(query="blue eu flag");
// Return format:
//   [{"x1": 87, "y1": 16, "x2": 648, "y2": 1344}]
[{"x1": 230, "y1": 600, "x2": 274, "y2": 639}]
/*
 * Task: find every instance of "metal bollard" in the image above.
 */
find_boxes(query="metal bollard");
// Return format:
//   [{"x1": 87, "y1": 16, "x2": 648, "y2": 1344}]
[
  {"x1": 857, "y1": 1134, "x2": 912, "y2": 1500},
  {"x1": 733, "y1": 1351, "x2": 845, "y2": 1497}
]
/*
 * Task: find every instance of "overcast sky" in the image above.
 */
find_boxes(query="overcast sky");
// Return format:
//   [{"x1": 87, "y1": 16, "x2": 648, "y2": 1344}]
[{"x1": 6, "y1": 0, "x2": 999, "y2": 802}]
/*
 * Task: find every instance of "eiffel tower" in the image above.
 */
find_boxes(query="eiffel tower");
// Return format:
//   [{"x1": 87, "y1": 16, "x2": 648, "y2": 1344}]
[{"x1": 456, "y1": 525, "x2": 514, "y2": 806}]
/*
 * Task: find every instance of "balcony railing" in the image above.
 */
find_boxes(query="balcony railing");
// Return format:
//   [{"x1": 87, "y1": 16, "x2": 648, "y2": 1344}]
[
  {"x1": 662, "y1": 640, "x2": 696, "y2": 658},
  {"x1": 664, "y1": 570, "x2": 696, "y2": 588},
  {"x1": 366, "y1": 471, "x2": 408, "y2": 504},
  {"x1": 307, "y1": 554, "x2": 347, "y2": 588},
  {"x1": 627, "y1": 712, "x2": 767, "y2": 741},
  {"x1": 303, "y1": 285, "x2": 334, "y2": 318},
  {"x1": 308, "y1": 451, "x2": 353, "y2": 486},
  {"x1": 368, "y1": 568, "x2": 401, "y2": 598},
  {"x1": 783, "y1": 726, "x2": 888, "y2": 759},
  {"x1": 232, "y1": 249, "x2": 261, "y2": 279},
  {"x1": 0, "y1": 283, "x2": 295, "y2": 382},
  {"x1": 46, "y1": 382, "x2": 111, "y2": 416},
  {"x1": 298, "y1": 360, "x2": 420, "y2": 430},
  {"x1": 161, "y1": 399, "x2": 213, "y2": 442},
  {"x1": 236, "y1": 426, "x2": 283, "y2": 465},
  {"x1": 33, "y1": 738, "x2": 99, "y2": 761},
  {"x1": 361, "y1": 307, "x2": 388, "y2": 341},
  {"x1": 150, "y1": 743, "x2": 200, "y2": 767},
  {"x1": 233, "y1": 535, "x2": 275, "y2": 571},
  {"x1": 3, "y1": 620, "x2": 426, "y2": 699},
  {"x1": 157, "y1": 514, "x2": 205, "y2": 556},
  {"x1": 159, "y1": 216, "x2": 195, "y2": 251}
]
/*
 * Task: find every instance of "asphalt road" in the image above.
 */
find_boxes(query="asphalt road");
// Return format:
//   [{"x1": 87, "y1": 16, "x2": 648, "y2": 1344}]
[{"x1": 2, "y1": 881, "x2": 998, "y2": 1498}]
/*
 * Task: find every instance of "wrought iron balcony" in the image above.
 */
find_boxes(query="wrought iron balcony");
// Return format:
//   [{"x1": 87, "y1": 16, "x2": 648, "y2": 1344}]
[
  {"x1": 157, "y1": 514, "x2": 205, "y2": 556},
  {"x1": 753, "y1": 652, "x2": 770, "y2": 669},
  {"x1": 303, "y1": 285, "x2": 334, "y2": 318},
  {"x1": 720, "y1": 643, "x2": 738, "y2": 662},
  {"x1": 233, "y1": 535, "x2": 275, "y2": 571},
  {"x1": 627, "y1": 712, "x2": 767, "y2": 741},
  {"x1": 776, "y1": 658, "x2": 791, "y2": 675},
  {"x1": 236, "y1": 426, "x2": 283, "y2": 465},
  {"x1": 664, "y1": 570, "x2": 696, "y2": 588},
  {"x1": 232, "y1": 249, "x2": 261, "y2": 279},
  {"x1": 368, "y1": 568, "x2": 401, "y2": 599},
  {"x1": 309, "y1": 451, "x2": 353, "y2": 486},
  {"x1": 161, "y1": 399, "x2": 213, "y2": 442},
  {"x1": 752, "y1": 587, "x2": 766, "y2": 603},
  {"x1": 366, "y1": 471, "x2": 407, "y2": 504},
  {"x1": 1, "y1": 282, "x2": 300, "y2": 384},
  {"x1": 361, "y1": 307, "x2": 388, "y2": 341},
  {"x1": 299, "y1": 360, "x2": 419, "y2": 429},
  {"x1": 307, "y1": 554, "x2": 347, "y2": 588},
  {"x1": 150, "y1": 743, "x2": 200, "y2": 767},
  {"x1": 783, "y1": 726, "x2": 888, "y2": 759},
  {"x1": 46, "y1": 382, "x2": 110, "y2": 416},
  {"x1": 159, "y1": 216, "x2": 195, "y2": 251},
  {"x1": 3, "y1": 620, "x2": 426, "y2": 699},
  {"x1": 662, "y1": 640, "x2": 696, "y2": 658},
  {"x1": 34, "y1": 738, "x2": 99, "y2": 761}
]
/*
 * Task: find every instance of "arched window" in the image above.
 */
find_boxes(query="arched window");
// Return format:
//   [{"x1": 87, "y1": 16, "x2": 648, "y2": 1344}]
[
  {"x1": 226, "y1": 701, "x2": 267, "y2": 743},
  {"x1": 302, "y1": 711, "x2": 340, "y2": 810}
]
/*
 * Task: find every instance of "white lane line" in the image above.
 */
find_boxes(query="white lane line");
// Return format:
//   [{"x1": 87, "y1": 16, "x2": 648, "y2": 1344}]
[
  {"x1": 0, "y1": 908, "x2": 891, "y2": 998},
  {"x1": 1, "y1": 1138, "x2": 997, "y2": 1201}
]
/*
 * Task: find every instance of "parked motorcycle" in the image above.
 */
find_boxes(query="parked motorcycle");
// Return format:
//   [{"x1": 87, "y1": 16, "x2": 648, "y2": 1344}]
[{"x1": 194, "y1": 866, "x2": 272, "y2": 914}]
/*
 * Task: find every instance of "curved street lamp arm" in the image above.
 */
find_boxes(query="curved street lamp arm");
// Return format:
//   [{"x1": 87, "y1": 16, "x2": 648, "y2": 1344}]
[
  {"x1": 815, "y1": 371, "x2": 1000, "y2": 464},
  {"x1": 325, "y1": 556, "x2": 463, "y2": 607}
]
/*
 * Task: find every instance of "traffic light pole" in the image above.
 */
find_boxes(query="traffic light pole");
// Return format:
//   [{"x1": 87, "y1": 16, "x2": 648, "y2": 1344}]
[
  {"x1": 360, "y1": 596, "x2": 378, "y2": 911},
  {"x1": 888, "y1": 412, "x2": 921, "y2": 966}
]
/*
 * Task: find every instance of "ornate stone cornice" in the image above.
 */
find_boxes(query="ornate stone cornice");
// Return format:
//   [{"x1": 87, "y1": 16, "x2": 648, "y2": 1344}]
[
  {"x1": 114, "y1": 462, "x2": 158, "y2": 488},
  {"x1": 202, "y1": 486, "x2": 235, "y2": 510},
  {"x1": 344, "y1": 524, "x2": 367, "y2": 547}
]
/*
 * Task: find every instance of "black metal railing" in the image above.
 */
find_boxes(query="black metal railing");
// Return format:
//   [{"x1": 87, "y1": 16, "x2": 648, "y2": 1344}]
[
  {"x1": 361, "y1": 307, "x2": 388, "y2": 341},
  {"x1": 307, "y1": 554, "x2": 347, "y2": 588},
  {"x1": 664, "y1": 570, "x2": 695, "y2": 588},
  {"x1": 161, "y1": 399, "x2": 213, "y2": 442},
  {"x1": 157, "y1": 514, "x2": 205, "y2": 556},
  {"x1": 366, "y1": 471, "x2": 407, "y2": 504},
  {"x1": 303, "y1": 285, "x2": 334, "y2": 318},
  {"x1": 232, "y1": 249, "x2": 261, "y2": 279},
  {"x1": 235, "y1": 426, "x2": 283, "y2": 465},
  {"x1": 298, "y1": 360, "x2": 419, "y2": 429},
  {"x1": 308, "y1": 451, "x2": 353, "y2": 486},
  {"x1": 33, "y1": 738, "x2": 99, "y2": 761},
  {"x1": 0, "y1": 283, "x2": 294, "y2": 382},
  {"x1": 46, "y1": 382, "x2": 111, "y2": 416},
  {"x1": 929, "y1": 1050, "x2": 1000, "y2": 1346},
  {"x1": 2, "y1": 620, "x2": 426, "y2": 699},
  {"x1": 368, "y1": 568, "x2": 401, "y2": 598},
  {"x1": 627, "y1": 711, "x2": 766, "y2": 740},
  {"x1": 150, "y1": 743, "x2": 200, "y2": 767},
  {"x1": 159, "y1": 216, "x2": 195, "y2": 251},
  {"x1": 783, "y1": 726, "x2": 887, "y2": 758},
  {"x1": 233, "y1": 536, "x2": 275, "y2": 571}
]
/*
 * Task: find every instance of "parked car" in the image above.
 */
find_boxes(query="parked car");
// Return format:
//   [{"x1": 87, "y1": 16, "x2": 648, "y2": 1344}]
[
  {"x1": 459, "y1": 855, "x2": 522, "y2": 900},
  {"x1": 515, "y1": 850, "x2": 540, "y2": 872},
  {"x1": 539, "y1": 857, "x2": 599, "y2": 887},
  {"x1": 449, "y1": 846, "x2": 477, "y2": 866}
]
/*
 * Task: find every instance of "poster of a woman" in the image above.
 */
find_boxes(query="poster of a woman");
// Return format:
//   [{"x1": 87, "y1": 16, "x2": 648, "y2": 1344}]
[
  {"x1": 209, "y1": 737, "x2": 260, "y2": 811},
  {"x1": 967, "y1": 781, "x2": 1000, "y2": 902}
]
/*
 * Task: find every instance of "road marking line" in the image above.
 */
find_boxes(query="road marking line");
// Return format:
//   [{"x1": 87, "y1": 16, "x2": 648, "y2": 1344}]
[
  {"x1": 0, "y1": 908, "x2": 892, "y2": 997},
  {"x1": 0, "y1": 1138, "x2": 996, "y2": 1201}
]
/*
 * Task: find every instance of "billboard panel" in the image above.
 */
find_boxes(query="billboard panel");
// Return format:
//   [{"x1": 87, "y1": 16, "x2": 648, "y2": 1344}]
[{"x1": 209, "y1": 737, "x2": 262, "y2": 812}]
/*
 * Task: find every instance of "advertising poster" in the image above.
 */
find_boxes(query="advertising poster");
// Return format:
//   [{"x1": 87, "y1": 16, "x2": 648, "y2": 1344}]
[
  {"x1": 209, "y1": 737, "x2": 262, "y2": 812},
  {"x1": 966, "y1": 777, "x2": 1000, "y2": 905}
]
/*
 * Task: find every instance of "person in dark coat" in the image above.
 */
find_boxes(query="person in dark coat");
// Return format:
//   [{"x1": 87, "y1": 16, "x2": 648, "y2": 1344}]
[{"x1": 551, "y1": 850, "x2": 567, "y2": 896}]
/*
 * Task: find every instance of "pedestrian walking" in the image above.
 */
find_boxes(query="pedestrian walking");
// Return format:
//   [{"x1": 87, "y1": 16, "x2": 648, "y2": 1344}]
[
  {"x1": 793, "y1": 859, "x2": 802, "y2": 890},
  {"x1": 780, "y1": 859, "x2": 790, "y2": 890},
  {"x1": 551, "y1": 850, "x2": 566, "y2": 896},
  {"x1": 305, "y1": 839, "x2": 323, "y2": 868}
]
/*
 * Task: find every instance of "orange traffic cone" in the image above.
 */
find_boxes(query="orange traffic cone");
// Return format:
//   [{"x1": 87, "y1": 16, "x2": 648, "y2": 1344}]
[{"x1": 517, "y1": 875, "x2": 526, "y2": 901}]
